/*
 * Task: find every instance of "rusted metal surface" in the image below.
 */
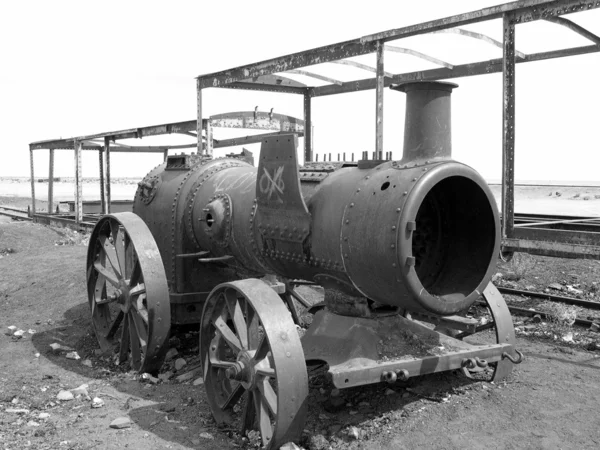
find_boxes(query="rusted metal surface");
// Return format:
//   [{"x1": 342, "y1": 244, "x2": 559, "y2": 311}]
[
  {"x1": 544, "y1": 15, "x2": 600, "y2": 44},
  {"x1": 431, "y1": 28, "x2": 527, "y2": 59},
  {"x1": 87, "y1": 213, "x2": 171, "y2": 373},
  {"x1": 384, "y1": 45, "x2": 454, "y2": 69},
  {"x1": 375, "y1": 42, "x2": 384, "y2": 155},
  {"x1": 74, "y1": 140, "x2": 83, "y2": 224},
  {"x1": 502, "y1": 237, "x2": 600, "y2": 259},
  {"x1": 303, "y1": 92, "x2": 312, "y2": 162},
  {"x1": 502, "y1": 13, "x2": 516, "y2": 239},
  {"x1": 104, "y1": 137, "x2": 111, "y2": 215},
  {"x1": 497, "y1": 285, "x2": 600, "y2": 309},
  {"x1": 48, "y1": 149, "x2": 54, "y2": 214},
  {"x1": 200, "y1": 279, "x2": 307, "y2": 449},
  {"x1": 209, "y1": 111, "x2": 304, "y2": 133},
  {"x1": 99, "y1": 150, "x2": 106, "y2": 215}
]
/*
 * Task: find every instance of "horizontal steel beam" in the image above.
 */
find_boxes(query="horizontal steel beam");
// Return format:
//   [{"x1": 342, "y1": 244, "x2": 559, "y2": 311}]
[
  {"x1": 217, "y1": 81, "x2": 308, "y2": 95},
  {"x1": 30, "y1": 120, "x2": 197, "y2": 149},
  {"x1": 502, "y1": 237, "x2": 600, "y2": 259},
  {"x1": 311, "y1": 44, "x2": 600, "y2": 96},
  {"x1": 213, "y1": 131, "x2": 304, "y2": 149}
]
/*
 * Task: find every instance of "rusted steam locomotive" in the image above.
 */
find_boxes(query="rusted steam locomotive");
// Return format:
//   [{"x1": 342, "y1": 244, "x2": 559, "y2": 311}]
[{"x1": 87, "y1": 81, "x2": 521, "y2": 449}]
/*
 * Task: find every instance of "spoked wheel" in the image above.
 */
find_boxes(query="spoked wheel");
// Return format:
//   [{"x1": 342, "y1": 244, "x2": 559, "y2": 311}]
[
  {"x1": 201, "y1": 279, "x2": 308, "y2": 449},
  {"x1": 86, "y1": 212, "x2": 170, "y2": 374}
]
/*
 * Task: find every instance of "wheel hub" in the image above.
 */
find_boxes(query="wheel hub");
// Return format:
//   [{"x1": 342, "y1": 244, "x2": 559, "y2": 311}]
[
  {"x1": 225, "y1": 351, "x2": 256, "y2": 389},
  {"x1": 116, "y1": 280, "x2": 132, "y2": 313}
]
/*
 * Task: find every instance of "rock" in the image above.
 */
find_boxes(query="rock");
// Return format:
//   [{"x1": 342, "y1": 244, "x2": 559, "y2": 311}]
[
  {"x1": 5, "y1": 408, "x2": 30, "y2": 414},
  {"x1": 562, "y1": 332, "x2": 574, "y2": 343},
  {"x1": 7, "y1": 325, "x2": 17, "y2": 333},
  {"x1": 38, "y1": 413, "x2": 50, "y2": 419},
  {"x1": 590, "y1": 323, "x2": 600, "y2": 332},
  {"x1": 81, "y1": 359, "x2": 93, "y2": 368},
  {"x1": 524, "y1": 285, "x2": 536, "y2": 291},
  {"x1": 13, "y1": 329, "x2": 25, "y2": 337},
  {"x1": 176, "y1": 367, "x2": 201, "y2": 382},
  {"x1": 491, "y1": 272, "x2": 503, "y2": 283},
  {"x1": 158, "y1": 371, "x2": 173, "y2": 382},
  {"x1": 70, "y1": 384, "x2": 89, "y2": 396},
  {"x1": 193, "y1": 377, "x2": 204, "y2": 386},
  {"x1": 330, "y1": 388, "x2": 341, "y2": 397},
  {"x1": 280, "y1": 443, "x2": 302, "y2": 450},
  {"x1": 165, "y1": 348, "x2": 178, "y2": 361},
  {"x1": 523, "y1": 325, "x2": 537, "y2": 332},
  {"x1": 28, "y1": 329, "x2": 36, "y2": 334},
  {"x1": 92, "y1": 397, "x2": 105, "y2": 408},
  {"x1": 174, "y1": 358, "x2": 187, "y2": 371},
  {"x1": 548, "y1": 283, "x2": 563, "y2": 291},
  {"x1": 109, "y1": 417, "x2": 132, "y2": 429},
  {"x1": 65, "y1": 351, "x2": 81, "y2": 360},
  {"x1": 49, "y1": 343, "x2": 74, "y2": 352},
  {"x1": 348, "y1": 426, "x2": 360, "y2": 440},
  {"x1": 198, "y1": 432, "x2": 214, "y2": 440},
  {"x1": 358, "y1": 401, "x2": 370, "y2": 407},
  {"x1": 140, "y1": 373, "x2": 159, "y2": 384},
  {"x1": 566, "y1": 285, "x2": 583, "y2": 295},
  {"x1": 57, "y1": 390, "x2": 74, "y2": 401},
  {"x1": 27, "y1": 421, "x2": 40, "y2": 427},
  {"x1": 34, "y1": 353, "x2": 40, "y2": 358},
  {"x1": 93, "y1": 349, "x2": 104, "y2": 357},
  {"x1": 308, "y1": 434, "x2": 329, "y2": 450},
  {"x1": 385, "y1": 388, "x2": 396, "y2": 396}
]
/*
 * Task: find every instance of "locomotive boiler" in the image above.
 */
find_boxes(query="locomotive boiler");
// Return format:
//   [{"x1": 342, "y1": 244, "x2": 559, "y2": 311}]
[{"x1": 86, "y1": 81, "x2": 521, "y2": 449}]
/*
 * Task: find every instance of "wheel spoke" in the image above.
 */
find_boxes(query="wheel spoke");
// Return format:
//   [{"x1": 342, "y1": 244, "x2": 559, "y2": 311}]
[
  {"x1": 94, "y1": 261, "x2": 120, "y2": 288},
  {"x1": 254, "y1": 390, "x2": 273, "y2": 447},
  {"x1": 214, "y1": 316, "x2": 242, "y2": 353},
  {"x1": 129, "y1": 314, "x2": 142, "y2": 370},
  {"x1": 134, "y1": 296, "x2": 149, "y2": 324},
  {"x1": 124, "y1": 233, "x2": 134, "y2": 280},
  {"x1": 257, "y1": 377, "x2": 278, "y2": 416},
  {"x1": 119, "y1": 314, "x2": 130, "y2": 363},
  {"x1": 254, "y1": 336, "x2": 269, "y2": 361},
  {"x1": 130, "y1": 307, "x2": 149, "y2": 348},
  {"x1": 225, "y1": 290, "x2": 248, "y2": 350},
  {"x1": 106, "y1": 311, "x2": 124, "y2": 340},
  {"x1": 110, "y1": 220, "x2": 126, "y2": 276},
  {"x1": 221, "y1": 382, "x2": 245, "y2": 411},
  {"x1": 129, "y1": 260, "x2": 142, "y2": 287},
  {"x1": 130, "y1": 283, "x2": 146, "y2": 297},
  {"x1": 241, "y1": 390, "x2": 256, "y2": 433},
  {"x1": 98, "y1": 236, "x2": 122, "y2": 278}
]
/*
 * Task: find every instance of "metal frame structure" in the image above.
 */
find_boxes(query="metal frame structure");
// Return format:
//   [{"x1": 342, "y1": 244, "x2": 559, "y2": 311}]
[
  {"x1": 195, "y1": 0, "x2": 600, "y2": 259},
  {"x1": 28, "y1": 112, "x2": 304, "y2": 228}
]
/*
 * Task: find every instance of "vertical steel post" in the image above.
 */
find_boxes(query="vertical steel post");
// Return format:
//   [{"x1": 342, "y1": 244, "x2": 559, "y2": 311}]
[
  {"x1": 197, "y1": 82, "x2": 204, "y2": 155},
  {"x1": 74, "y1": 140, "x2": 83, "y2": 224},
  {"x1": 304, "y1": 91, "x2": 312, "y2": 162},
  {"x1": 375, "y1": 41, "x2": 385, "y2": 156},
  {"x1": 104, "y1": 137, "x2": 111, "y2": 214},
  {"x1": 502, "y1": 13, "x2": 516, "y2": 239},
  {"x1": 163, "y1": 149, "x2": 169, "y2": 161},
  {"x1": 29, "y1": 149, "x2": 36, "y2": 216},
  {"x1": 48, "y1": 149, "x2": 54, "y2": 214},
  {"x1": 99, "y1": 149, "x2": 106, "y2": 215},
  {"x1": 206, "y1": 121, "x2": 213, "y2": 157}
]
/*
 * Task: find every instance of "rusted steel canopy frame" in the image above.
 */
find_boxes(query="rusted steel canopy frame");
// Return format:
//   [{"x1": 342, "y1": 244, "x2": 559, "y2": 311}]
[
  {"x1": 48, "y1": 149, "x2": 54, "y2": 214},
  {"x1": 544, "y1": 15, "x2": 600, "y2": 44},
  {"x1": 304, "y1": 92, "x2": 312, "y2": 162},
  {"x1": 502, "y1": 13, "x2": 516, "y2": 240},
  {"x1": 196, "y1": 0, "x2": 600, "y2": 89},
  {"x1": 310, "y1": 44, "x2": 600, "y2": 97},
  {"x1": 104, "y1": 137, "x2": 111, "y2": 215},
  {"x1": 29, "y1": 149, "x2": 36, "y2": 215},
  {"x1": 330, "y1": 60, "x2": 394, "y2": 78},
  {"x1": 375, "y1": 42, "x2": 384, "y2": 155},
  {"x1": 74, "y1": 140, "x2": 83, "y2": 224},
  {"x1": 99, "y1": 149, "x2": 106, "y2": 215},
  {"x1": 384, "y1": 45, "x2": 454, "y2": 69},
  {"x1": 431, "y1": 28, "x2": 527, "y2": 60},
  {"x1": 284, "y1": 69, "x2": 343, "y2": 85}
]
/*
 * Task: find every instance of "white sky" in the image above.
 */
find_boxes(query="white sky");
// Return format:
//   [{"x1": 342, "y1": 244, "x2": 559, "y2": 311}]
[{"x1": 1, "y1": 0, "x2": 599, "y2": 183}]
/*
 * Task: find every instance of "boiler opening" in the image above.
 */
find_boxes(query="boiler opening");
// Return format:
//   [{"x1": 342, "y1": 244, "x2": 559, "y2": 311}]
[{"x1": 412, "y1": 176, "x2": 496, "y2": 298}]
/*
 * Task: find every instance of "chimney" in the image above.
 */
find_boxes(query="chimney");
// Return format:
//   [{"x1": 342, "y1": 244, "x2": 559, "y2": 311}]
[{"x1": 391, "y1": 81, "x2": 458, "y2": 164}]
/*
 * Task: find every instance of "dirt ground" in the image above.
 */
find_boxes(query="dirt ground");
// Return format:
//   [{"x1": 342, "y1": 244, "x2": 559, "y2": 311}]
[{"x1": 2, "y1": 198, "x2": 600, "y2": 449}]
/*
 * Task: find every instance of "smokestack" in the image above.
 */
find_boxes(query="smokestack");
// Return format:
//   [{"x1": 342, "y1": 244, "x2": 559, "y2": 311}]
[{"x1": 391, "y1": 81, "x2": 458, "y2": 164}]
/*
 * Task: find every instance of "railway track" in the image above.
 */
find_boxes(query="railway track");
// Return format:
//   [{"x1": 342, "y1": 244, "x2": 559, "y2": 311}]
[{"x1": 0, "y1": 205, "x2": 31, "y2": 221}]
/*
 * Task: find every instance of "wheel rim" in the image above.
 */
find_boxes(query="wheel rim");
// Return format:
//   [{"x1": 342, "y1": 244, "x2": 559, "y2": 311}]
[
  {"x1": 200, "y1": 279, "x2": 308, "y2": 449},
  {"x1": 86, "y1": 212, "x2": 170, "y2": 374}
]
